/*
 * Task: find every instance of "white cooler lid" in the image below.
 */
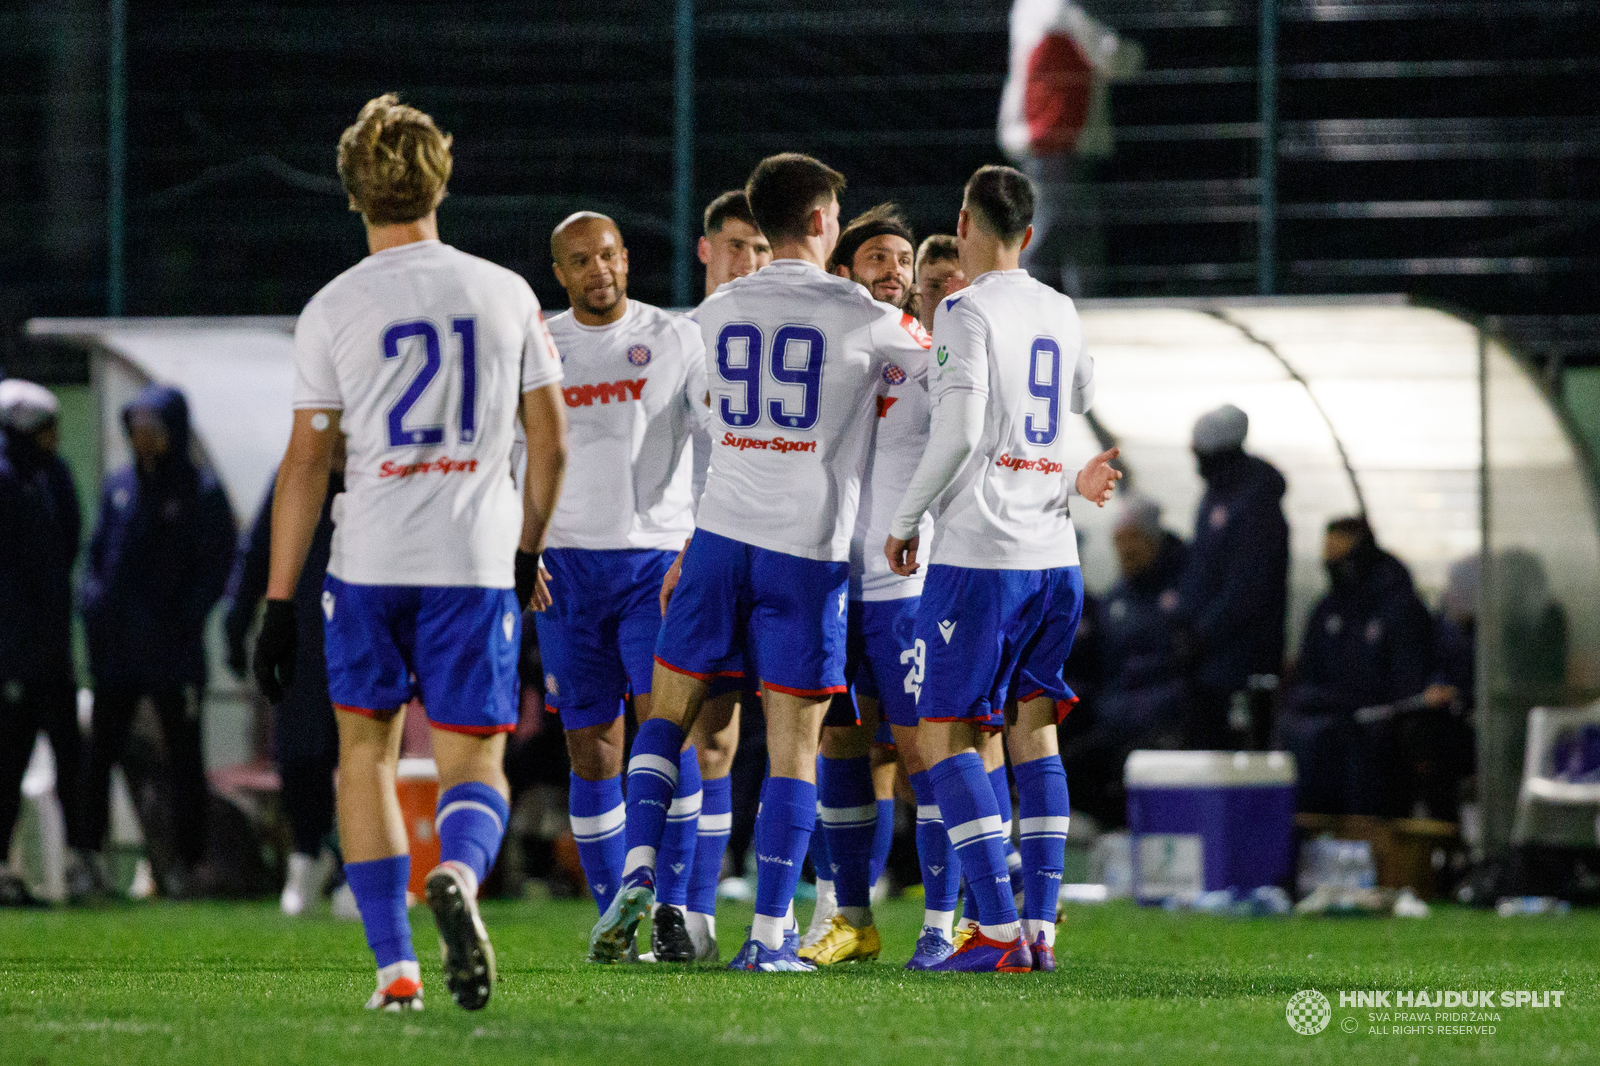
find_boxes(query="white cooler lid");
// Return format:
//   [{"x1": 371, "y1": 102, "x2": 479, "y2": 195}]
[{"x1": 1124, "y1": 750, "x2": 1296, "y2": 787}]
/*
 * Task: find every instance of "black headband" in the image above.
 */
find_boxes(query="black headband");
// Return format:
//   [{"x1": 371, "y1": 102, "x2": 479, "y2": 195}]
[{"x1": 828, "y1": 218, "x2": 915, "y2": 273}]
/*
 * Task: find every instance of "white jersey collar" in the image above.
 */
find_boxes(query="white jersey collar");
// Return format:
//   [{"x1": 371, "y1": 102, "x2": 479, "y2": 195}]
[
  {"x1": 366, "y1": 238, "x2": 443, "y2": 260},
  {"x1": 568, "y1": 298, "x2": 638, "y2": 333}
]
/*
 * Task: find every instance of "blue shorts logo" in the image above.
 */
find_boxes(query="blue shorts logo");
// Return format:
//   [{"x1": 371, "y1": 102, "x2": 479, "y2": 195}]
[
  {"x1": 627, "y1": 344, "x2": 653, "y2": 367},
  {"x1": 883, "y1": 363, "x2": 906, "y2": 386},
  {"x1": 321, "y1": 591, "x2": 336, "y2": 620},
  {"x1": 502, "y1": 611, "x2": 516, "y2": 642}
]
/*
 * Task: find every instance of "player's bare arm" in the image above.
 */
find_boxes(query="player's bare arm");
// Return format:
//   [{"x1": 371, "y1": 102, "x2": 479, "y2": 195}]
[
  {"x1": 266, "y1": 408, "x2": 341, "y2": 600},
  {"x1": 519, "y1": 383, "x2": 568, "y2": 611}
]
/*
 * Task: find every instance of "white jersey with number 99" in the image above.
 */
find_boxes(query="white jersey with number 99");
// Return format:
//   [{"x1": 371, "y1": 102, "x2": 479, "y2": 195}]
[{"x1": 291, "y1": 239, "x2": 563, "y2": 589}]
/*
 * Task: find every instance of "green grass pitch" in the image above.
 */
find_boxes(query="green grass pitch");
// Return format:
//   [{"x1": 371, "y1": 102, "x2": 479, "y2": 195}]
[{"x1": 1, "y1": 897, "x2": 1596, "y2": 1065}]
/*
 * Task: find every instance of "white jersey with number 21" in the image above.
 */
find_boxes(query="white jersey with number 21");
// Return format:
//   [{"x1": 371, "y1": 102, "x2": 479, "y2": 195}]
[
  {"x1": 291, "y1": 239, "x2": 563, "y2": 589},
  {"x1": 692, "y1": 258, "x2": 932, "y2": 563}
]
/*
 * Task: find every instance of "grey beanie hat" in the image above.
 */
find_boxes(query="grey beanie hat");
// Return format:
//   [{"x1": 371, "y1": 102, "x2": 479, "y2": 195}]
[{"x1": 1192, "y1": 403, "x2": 1248, "y2": 454}]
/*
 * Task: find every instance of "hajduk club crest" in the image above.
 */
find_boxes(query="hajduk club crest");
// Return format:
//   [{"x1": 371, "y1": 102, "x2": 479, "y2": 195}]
[
  {"x1": 882, "y1": 363, "x2": 906, "y2": 386},
  {"x1": 627, "y1": 344, "x2": 653, "y2": 367}
]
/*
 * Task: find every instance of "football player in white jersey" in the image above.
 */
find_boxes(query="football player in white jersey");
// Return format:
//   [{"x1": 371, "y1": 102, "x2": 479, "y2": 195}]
[
  {"x1": 590, "y1": 154, "x2": 931, "y2": 971},
  {"x1": 673, "y1": 191, "x2": 774, "y2": 962},
  {"x1": 887, "y1": 165, "x2": 1120, "y2": 973},
  {"x1": 910, "y1": 234, "x2": 1023, "y2": 954},
  {"x1": 538, "y1": 212, "x2": 709, "y2": 964},
  {"x1": 799, "y1": 203, "x2": 926, "y2": 966},
  {"x1": 253, "y1": 96, "x2": 567, "y2": 1011}
]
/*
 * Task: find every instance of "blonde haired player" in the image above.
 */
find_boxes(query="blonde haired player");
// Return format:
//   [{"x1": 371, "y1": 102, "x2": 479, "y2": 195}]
[{"x1": 253, "y1": 95, "x2": 567, "y2": 1011}]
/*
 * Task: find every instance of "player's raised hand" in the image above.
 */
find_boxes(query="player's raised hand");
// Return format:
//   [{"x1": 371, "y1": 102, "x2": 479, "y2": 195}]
[
  {"x1": 1075, "y1": 447, "x2": 1122, "y2": 507},
  {"x1": 885, "y1": 534, "x2": 920, "y2": 577},
  {"x1": 660, "y1": 537, "x2": 690, "y2": 616}
]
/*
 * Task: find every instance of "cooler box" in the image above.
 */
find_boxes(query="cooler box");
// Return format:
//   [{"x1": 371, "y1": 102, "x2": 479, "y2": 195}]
[
  {"x1": 396, "y1": 757, "x2": 441, "y2": 899},
  {"x1": 1125, "y1": 750, "x2": 1296, "y2": 903}
]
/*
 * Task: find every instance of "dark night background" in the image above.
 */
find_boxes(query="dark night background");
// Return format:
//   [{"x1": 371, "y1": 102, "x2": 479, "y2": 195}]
[{"x1": 1, "y1": 1, "x2": 1596, "y2": 377}]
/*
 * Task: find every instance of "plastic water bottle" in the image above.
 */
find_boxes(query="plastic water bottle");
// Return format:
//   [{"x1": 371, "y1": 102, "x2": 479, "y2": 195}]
[{"x1": 1496, "y1": 896, "x2": 1571, "y2": 916}]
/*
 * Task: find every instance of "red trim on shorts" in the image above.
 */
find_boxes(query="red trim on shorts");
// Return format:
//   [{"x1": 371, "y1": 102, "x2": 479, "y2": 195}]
[
  {"x1": 872, "y1": 740, "x2": 898, "y2": 751},
  {"x1": 654, "y1": 655, "x2": 714, "y2": 681},
  {"x1": 545, "y1": 704, "x2": 560, "y2": 716},
  {"x1": 334, "y1": 702, "x2": 400, "y2": 721},
  {"x1": 654, "y1": 656, "x2": 745, "y2": 682},
  {"x1": 1055, "y1": 696, "x2": 1079, "y2": 724},
  {"x1": 1017, "y1": 688, "x2": 1047, "y2": 703},
  {"x1": 923, "y1": 714, "x2": 989, "y2": 724},
  {"x1": 762, "y1": 679, "x2": 848, "y2": 698},
  {"x1": 429, "y1": 720, "x2": 517, "y2": 736}
]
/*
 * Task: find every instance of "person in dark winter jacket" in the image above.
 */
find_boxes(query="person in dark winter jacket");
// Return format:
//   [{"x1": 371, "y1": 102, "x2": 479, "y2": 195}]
[
  {"x1": 0, "y1": 380, "x2": 87, "y2": 904},
  {"x1": 225, "y1": 443, "x2": 343, "y2": 916},
  {"x1": 1279, "y1": 516, "x2": 1435, "y2": 816},
  {"x1": 1061, "y1": 495, "x2": 1187, "y2": 827},
  {"x1": 1176, "y1": 404, "x2": 1289, "y2": 748},
  {"x1": 79, "y1": 384, "x2": 236, "y2": 895}
]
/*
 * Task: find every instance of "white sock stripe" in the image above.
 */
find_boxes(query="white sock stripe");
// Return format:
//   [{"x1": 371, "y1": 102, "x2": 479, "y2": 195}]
[
  {"x1": 628, "y1": 753, "x2": 679, "y2": 784},
  {"x1": 436, "y1": 799, "x2": 504, "y2": 835},
  {"x1": 1000, "y1": 820, "x2": 1013, "y2": 835},
  {"x1": 573, "y1": 824, "x2": 625, "y2": 843},
  {"x1": 697, "y1": 812, "x2": 733, "y2": 833},
  {"x1": 666, "y1": 790, "x2": 704, "y2": 818},
  {"x1": 569, "y1": 804, "x2": 626, "y2": 838},
  {"x1": 947, "y1": 814, "x2": 1004, "y2": 845},
  {"x1": 819, "y1": 802, "x2": 879, "y2": 826},
  {"x1": 915, "y1": 804, "x2": 943, "y2": 821},
  {"x1": 1019, "y1": 815, "x2": 1071, "y2": 837}
]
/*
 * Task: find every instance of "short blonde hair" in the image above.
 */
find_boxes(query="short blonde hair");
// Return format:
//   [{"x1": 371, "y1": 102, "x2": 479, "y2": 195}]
[{"x1": 336, "y1": 94, "x2": 452, "y2": 225}]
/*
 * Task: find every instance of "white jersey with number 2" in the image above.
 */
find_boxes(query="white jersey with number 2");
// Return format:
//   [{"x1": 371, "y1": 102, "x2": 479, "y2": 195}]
[
  {"x1": 692, "y1": 259, "x2": 932, "y2": 562},
  {"x1": 291, "y1": 239, "x2": 563, "y2": 589},
  {"x1": 925, "y1": 268, "x2": 1093, "y2": 570}
]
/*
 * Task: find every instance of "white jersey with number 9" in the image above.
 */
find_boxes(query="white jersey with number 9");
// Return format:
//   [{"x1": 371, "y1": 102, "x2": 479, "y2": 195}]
[{"x1": 291, "y1": 239, "x2": 563, "y2": 589}]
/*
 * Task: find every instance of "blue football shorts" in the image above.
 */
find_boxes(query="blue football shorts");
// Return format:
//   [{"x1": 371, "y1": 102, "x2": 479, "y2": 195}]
[
  {"x1": 655, "y1": 528, "x2": 849, "y2": 698},
  {"x1": 823, "y1": 596, "x2": 921, "y2": 733},
  {"x1": 322, "y1": 575, "x2": 520, "y2": 735},
  {"x1": 534, "y1": 547, "x2": 677, "y2": 731},
  {"x1": 913, "y1": 564, "x2": 1084, "y2": 730}
]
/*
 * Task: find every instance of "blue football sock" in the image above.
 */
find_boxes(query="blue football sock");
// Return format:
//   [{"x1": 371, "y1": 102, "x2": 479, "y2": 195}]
[
  {"x1": 961, "y1": 878, "x2": 979, "y2": 923},
  {"x1": 622, "y1": 717, "x2": 684, "y2": 886},
  {"x1": 910, "y1": 770, "x2": 960, "y2": 916},
  {"x1": 931, "y1": 752, "x2": 1018, "y2": 935},
  {"x1": 568, "y1": 772, "x2": 626, "y2": 915},
  {"x1": 1015, "y1": 755, "x2": 1070, "y2": 926},
  {"x1": 344, "y1": 855, "x2": 415, "y2": 968},
  {"x1": 869, "y1": 797, "x2": 895, "y2": 890},
  {"x1": 688, "y1": 773, "x2": 732, "y2": 917},
  {"x1": 436, "y1": 781, "x2": 510, "y2": 887},
  {"x1": 807, "y1": 755, "x2": 830, "y2": 882},
  {"x1": 990, "y1": 764, "x2": 1024, "y2": 892},
  {"x1": 753, "y1": 775, "x2": 816, "y2": 922},
  {"x1": 807, "y1": 802, "x2": 831, "y2": 880},
  {"x1": 656, "y1": 746, "x2": 702, "y2": 907},
  {"x1": 819, "y1": 755, "x2": 875, "y2": 910}
]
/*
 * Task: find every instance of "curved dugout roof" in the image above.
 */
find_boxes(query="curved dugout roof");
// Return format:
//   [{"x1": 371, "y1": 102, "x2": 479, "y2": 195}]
[{"x1": 28, "y1": 298, "x2": 1600, "y2": 689}]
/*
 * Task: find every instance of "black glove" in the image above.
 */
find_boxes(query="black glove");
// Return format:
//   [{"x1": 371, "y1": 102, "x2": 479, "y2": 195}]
[
  {"x1": 515, "y1": 550, "x2": 540, "y2": 612},
  {"x1": 252, "y1": 599, "x2": 297, "y2": 703}
]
